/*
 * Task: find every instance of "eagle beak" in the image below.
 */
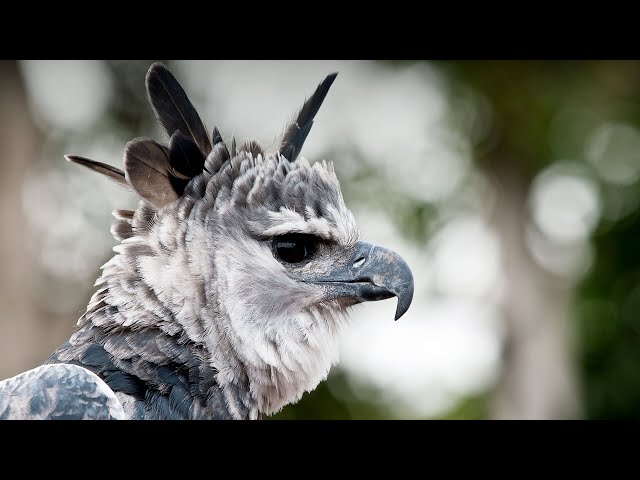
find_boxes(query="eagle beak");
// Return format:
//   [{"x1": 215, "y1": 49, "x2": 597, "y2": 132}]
[{"x1": 308, "y1": 241, "x2": 414, "y2": 320}]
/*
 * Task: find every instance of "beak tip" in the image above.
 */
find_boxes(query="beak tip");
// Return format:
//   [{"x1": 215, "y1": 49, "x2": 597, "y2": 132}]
[
  {"x1": 394, "y1": 295, "x2": 412, "y2": 321},
  {"x1": 393, "y1": 276, "x2": 414, "y2": 321}
]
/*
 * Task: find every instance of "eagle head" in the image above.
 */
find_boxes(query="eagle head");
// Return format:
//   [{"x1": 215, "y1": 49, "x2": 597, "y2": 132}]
[{"x1": 66, "y1": 63, "x2": 414, "y2": 416}]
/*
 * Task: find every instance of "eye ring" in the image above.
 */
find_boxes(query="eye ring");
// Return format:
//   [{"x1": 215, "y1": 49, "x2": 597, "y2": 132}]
[{"x1": 272, "y1": 234, "x2": 319, "y2": 264}]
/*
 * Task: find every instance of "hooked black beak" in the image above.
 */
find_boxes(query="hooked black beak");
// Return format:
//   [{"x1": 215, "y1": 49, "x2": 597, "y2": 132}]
[{"x1": 306, "y1": 241, "x2": 414, "y2": 320}]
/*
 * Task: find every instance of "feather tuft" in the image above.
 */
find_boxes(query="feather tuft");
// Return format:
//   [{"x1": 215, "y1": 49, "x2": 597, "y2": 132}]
[
  {"x1": 65, "y1": 155, "x2": 129, "y2": 188},
  {"x1": 145, "y1": 63, "x2": 212, "y2": 156},
  {"x1": 240, "y1": 140, "x2": 264, "y2": 159},
  {"x1": 231, "y1": 136, "x2": 237, "y2": 157},
  {"x1": 123, "y1": 138, "x2": 179, "y2": 208},
  {"x1": 212, "y1": 126, "x2": 223, "y2": 145},
  {"x1": 275, "y1": 73, "x2": 337, "y2": 162},
  {"x1": 168, "y1": 131, "x2": 206, "y2": 195}
]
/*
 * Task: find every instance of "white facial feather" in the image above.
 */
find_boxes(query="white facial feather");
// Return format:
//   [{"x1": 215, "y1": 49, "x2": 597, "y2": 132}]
[{"x1": 209, "y1": 157, "x2": 358, "y2": 414}]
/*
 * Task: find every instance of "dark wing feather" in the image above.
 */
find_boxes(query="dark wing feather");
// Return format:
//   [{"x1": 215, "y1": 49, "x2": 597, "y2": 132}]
[
  {"x1": 123, "y1": 138, "x2": 180, "y2": 208},
  {"x1": 145, "y1": 63, "x2": 212, "y2": 157},
  {"x1": 277, "y1": 73, "x2": 338, "y2": 161},
  {"x1": 0, "y1": 364, "x2": 125, "y2": 420},
  {"x1": 65, "y1": 155, "x2": 129, "y2": 188}
]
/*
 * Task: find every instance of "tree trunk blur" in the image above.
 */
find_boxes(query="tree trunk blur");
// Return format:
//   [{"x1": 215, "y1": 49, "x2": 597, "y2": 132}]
[
  {"x1": 0, "y1": 61, "x2": 42, "y2": 379},
  {"x1": 488, "y1": 163, "x2": 580, "y2": 419}
]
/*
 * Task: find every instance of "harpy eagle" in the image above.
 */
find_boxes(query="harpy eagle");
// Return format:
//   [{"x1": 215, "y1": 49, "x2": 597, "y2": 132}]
[{"x1": 0, "y1": 63, "x2": 414, "y2": 420}]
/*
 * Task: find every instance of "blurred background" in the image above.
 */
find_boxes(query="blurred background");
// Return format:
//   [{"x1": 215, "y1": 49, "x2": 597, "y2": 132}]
[{"x1": 0, "y1": 60, "x2": 639, "y2": 419}]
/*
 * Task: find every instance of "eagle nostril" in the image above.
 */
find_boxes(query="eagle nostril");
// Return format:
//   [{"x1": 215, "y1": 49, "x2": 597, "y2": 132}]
[{"x1": 353, "y1": 256, "x2": 366, "y2": 268}]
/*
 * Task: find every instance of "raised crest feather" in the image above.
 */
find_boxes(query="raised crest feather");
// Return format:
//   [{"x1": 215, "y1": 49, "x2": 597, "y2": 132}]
[
  {"x1": 168, "y1": 131, "x2": 206, "y2": 195},
  {"x1": 276, "y1": 72, "x2": 338, "y2": 162},
  {"x1": 123, "y1": 138, "x2": 179, "y2": 208},
  {"x1": 67, "y1": 65, "x2": 340, "y2": 208},
  {"x1": 65, "y1": 155, "x2": 129, "y2": 188},
  {"x1": 145, "y1": 63, "x2": 212, "y2": 157}
]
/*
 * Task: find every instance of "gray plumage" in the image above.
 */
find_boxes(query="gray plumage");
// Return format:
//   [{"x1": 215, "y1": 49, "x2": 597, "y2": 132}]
[
  {"x1": 0, "y1": 364, "x2": 125, "y2": 420},
  {"x1": 0, "y1": 63, "x2": 414, "y2": 420}
]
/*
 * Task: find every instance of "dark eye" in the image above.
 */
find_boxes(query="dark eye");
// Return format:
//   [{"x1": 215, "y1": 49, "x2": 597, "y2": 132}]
[{"x1": 273, "y1": 234, "x2": 318, "y2": 264}]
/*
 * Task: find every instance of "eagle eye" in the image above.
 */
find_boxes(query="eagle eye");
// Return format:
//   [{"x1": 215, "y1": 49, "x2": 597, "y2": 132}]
[{"x1": 273, "y1": 234, "x2": 319, "y2": 264}]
